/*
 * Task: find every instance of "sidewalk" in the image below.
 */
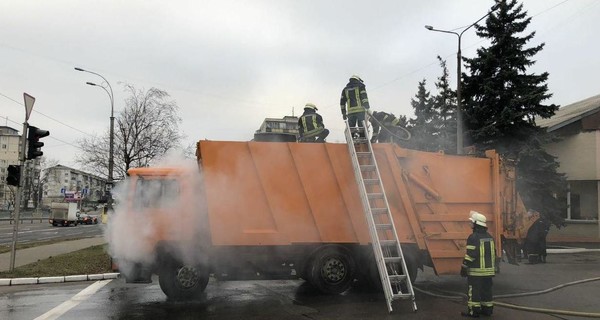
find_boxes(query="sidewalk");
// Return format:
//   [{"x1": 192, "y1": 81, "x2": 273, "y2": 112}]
[
  {"x1": 547, "y1": 235, "x2": 600, "y2": 249},
  {"x1": 0, "y1": 237, "x2": 107, "y2": 273}
]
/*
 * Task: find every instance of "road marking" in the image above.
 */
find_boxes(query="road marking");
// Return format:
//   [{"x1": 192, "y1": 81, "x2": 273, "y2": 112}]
[{"x1": 33, "y1": 279, "x2": 112, "y2": 320}]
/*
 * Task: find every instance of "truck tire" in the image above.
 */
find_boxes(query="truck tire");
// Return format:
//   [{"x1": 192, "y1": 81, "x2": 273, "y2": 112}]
[
  {"x1": 158, "y1": 260, "x2": 209, "y2": 301},
  {"x1": 308, "y1": 245, "x2": 356, "y2": 294}
]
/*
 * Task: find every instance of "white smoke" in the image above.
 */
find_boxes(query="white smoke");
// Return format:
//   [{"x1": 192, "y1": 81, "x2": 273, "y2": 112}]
[{"x1": 105, "y1": 149, "x2": 207, "y2": 279}]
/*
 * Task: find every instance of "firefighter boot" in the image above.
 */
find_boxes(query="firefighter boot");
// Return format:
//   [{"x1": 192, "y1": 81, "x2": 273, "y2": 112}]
[{"x1": 461, "y1": 312, "x2": 480, "y2": 318}]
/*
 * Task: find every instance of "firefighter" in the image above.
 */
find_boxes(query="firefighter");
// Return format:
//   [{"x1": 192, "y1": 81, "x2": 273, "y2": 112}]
[
  {"x1": 298, "y1": 103, "x2": 329, "y2": 143},
  {"x1": 461, "y1": 210, "x2": 496, "y2": 317},
  {"x1": 340, "y1": 75, "x2": 370, "y2": 138},
  {"x1": 370, "y1": 111, "x2": 401, "y2": 143},
  {"x1": 523, "y1": 211, "x2": 550, "y2": 263}
]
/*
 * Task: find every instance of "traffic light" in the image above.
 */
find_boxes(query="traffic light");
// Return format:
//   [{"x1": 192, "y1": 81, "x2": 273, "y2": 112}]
[
  {"x1": 6, "y1": 165, "x2": 21, "y2": 187},
  {"x1": 27, "y1": 125, "x2": 50, "y2": 160}
]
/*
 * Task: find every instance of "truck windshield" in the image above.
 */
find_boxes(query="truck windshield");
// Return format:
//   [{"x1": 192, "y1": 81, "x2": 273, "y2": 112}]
[{"x1": 133, "y1": 177, "x2": 180, "y2": 209}]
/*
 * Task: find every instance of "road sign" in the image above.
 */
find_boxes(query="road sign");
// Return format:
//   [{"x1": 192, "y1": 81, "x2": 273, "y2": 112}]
[{"x1": 24, "y1": 93, "x2": 35, "y2": 121}]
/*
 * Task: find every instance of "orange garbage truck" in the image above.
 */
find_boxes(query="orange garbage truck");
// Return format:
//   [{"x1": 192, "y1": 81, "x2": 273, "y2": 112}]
[{"x1": 110, "y1": 140, "x2": 533, "y2": 301}]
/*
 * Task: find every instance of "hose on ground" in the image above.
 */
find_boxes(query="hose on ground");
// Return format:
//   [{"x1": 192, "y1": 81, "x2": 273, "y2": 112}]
[{"x1": 414, "y1": 276, "x2": 600, "y2": 318}]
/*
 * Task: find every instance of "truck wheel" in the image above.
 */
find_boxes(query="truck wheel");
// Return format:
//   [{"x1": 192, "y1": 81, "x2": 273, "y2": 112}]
[
  {"x1": 308, "y1": 245, "x2": 356, "y2": 294},
  {"x1": 158, "y1": 260, "x2": 209, "y2": 301}
]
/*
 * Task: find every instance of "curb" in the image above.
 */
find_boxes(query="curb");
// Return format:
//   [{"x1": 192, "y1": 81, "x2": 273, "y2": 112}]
[
  {"x1": 0, "y1": 273, "x2": 120, "y2": 286},
  {"x1": 547, "y1": 248, "x2": 600, "y2": 254}
]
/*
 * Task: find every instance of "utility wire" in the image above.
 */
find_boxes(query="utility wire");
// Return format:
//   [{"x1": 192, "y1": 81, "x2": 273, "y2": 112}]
[
  {"x1": 0, "y1": 92, "x2": 91, "y2": 136},
  {"x1": 0, "y1": 114, "x2": 83, "y2": 150}
]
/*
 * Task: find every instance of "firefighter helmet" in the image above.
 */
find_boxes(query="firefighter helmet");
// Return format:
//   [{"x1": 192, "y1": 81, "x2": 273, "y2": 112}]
[
  {"x1": 304, "y1": 103, "x2": 317, "y2": 111},
  {"x1": 469, "y1": 210, "x2": 487, "y2": 227},
  {"x1": 350, "y1": 74, "x2": 363, "y2": 83}
]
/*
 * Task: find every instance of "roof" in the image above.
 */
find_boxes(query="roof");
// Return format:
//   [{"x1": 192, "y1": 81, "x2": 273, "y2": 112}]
[{"x1": 537, "y1": 94, "x2": 600, "y2": 132}]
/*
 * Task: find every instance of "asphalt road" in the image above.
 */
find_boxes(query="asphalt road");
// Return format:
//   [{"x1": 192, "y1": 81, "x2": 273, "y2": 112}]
[
  {"x1": 1, "y1": 250, "x2": 599, "y2": 320},
  {"x1": 0, "y1": 220, "x2": 103, "y2": 246}
]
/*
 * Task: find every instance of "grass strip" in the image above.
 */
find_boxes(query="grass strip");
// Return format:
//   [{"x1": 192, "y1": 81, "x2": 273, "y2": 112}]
[{"x1": 0, "y1": 244, "x2": 113, "y2": 278}]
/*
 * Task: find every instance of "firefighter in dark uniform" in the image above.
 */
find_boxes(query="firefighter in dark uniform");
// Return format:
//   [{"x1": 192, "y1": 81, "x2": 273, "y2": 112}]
[
  {"x1": 370, "y1": 111, "x2": 401, "y2": 143},
  {"x1": 461, "y1": 211, "x2": 496, "y2": 317},
  {"x1": 298, "y1": 103, "x2": 329, "y2": 143},
  {"x1": 340, "y1": 75, "x2": 370, "y2": 138},
  {"x1": 523, "y1": 211, "x2": 550, "y2": 263}
]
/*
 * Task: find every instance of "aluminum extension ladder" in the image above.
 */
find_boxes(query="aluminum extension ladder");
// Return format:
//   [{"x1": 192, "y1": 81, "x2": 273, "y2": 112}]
[{"x1": 344, "y1": 119, "x2": 417, "y2": 313}]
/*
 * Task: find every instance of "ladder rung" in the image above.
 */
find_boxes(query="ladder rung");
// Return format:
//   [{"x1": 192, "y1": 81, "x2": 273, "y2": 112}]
[
  {"x1": 363, "y1": 179, "x2": 380, "y2": 185},
  {"x1": 371, "y1": 208, "x2": 388, "y2": 215},
  {"x1": 353, "y1": 138, "x2": 369, "y2": 143},
  {"x1": 379, "y1": 240, "x2": 396, "y2": 246},
  {"x1": 356, "y1": 152, "x2": 371, "y2": 157},
  {"x1": 388, "y1": 274, "x2": 407, "y2": 282},
  {"x1": 375, "y1": 223, "x2": 392, "y2": 230},
  {"x1": 360, "y1": 165, "x2": 376, "y2": 171},
  {"x1": 392, "y1": 293, "x2": 413, "y2": 300},
  {"x1": 384, "y1": 257, "x2": 403, "y2": 263},
  {"x1": 368, "y1": 193, "x2": 384, "y2": 200}
]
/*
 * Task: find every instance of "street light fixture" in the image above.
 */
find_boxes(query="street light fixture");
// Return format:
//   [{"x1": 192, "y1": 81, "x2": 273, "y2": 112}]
[
  {"x1": 425, "y1": 3, "x2": 500, "y2": 154},
  {"x1": 74, "y1": 67, "x2": 115, "y2": 208}
]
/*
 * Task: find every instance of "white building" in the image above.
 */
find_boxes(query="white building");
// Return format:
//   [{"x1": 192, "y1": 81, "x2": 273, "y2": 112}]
[
  {"x1": 0, "y1": 126, "x2": 22, "y2": 210},
  {"x1": 537, "y1": 94, "x2": 600, "y2": 239},
  {"x1": 43, "y1": 165, "x2": 107, "y2": 206},
  {"x1": 254, "y1": 115, "x2": 299, "y2": 142}
]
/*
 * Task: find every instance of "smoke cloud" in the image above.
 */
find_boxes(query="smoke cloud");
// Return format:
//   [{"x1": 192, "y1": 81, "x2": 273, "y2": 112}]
[{"x1": 105, "y1": 149, "x2": 208, "y2": 279}]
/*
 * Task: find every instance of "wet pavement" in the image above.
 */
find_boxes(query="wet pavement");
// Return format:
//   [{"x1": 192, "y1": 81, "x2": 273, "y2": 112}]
[{"x1": 1, "y1": 250, "x2": 600, "y2": 320}]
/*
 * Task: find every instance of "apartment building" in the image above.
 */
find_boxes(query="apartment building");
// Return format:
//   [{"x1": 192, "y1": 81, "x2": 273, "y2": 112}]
[
  {"x1": 42, "y1": 165, "x2": 107, "y2": 206},
  {"x1": 0, "y1": 126, "x2": 22, "y2": 210}
]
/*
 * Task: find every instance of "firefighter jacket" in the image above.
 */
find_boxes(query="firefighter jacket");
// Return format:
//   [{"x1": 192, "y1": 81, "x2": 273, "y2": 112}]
[
  {"x1": 340, "y1": 78, "x2": 370, "y2": 116},
  {"x1": 371, "y1": 112, "x2": 400, "y2": 135},
  {"x1": 462, "y1": 227, "x2": 496, "y2": 277},
  {"x1": 298, "y1": 109, "x2": 325, "y2": 138}
]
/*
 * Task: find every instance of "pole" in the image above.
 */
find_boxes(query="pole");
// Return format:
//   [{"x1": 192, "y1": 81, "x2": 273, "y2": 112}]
[
  {"x1": 75, "y1": 67, "x2": 115, "y2": 210},
  {"x1": 425, "y1": 3, "x2": 500, "y2": 155},
  {"x1": 9, "y1": 122, "x2": 28, "y2": 272},
  {"x1": 456, "y1": 36, "x2": 463, "y2": 154}
]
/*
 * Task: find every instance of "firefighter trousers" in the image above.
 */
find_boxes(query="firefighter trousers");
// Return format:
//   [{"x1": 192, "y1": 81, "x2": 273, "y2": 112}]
[{"x1": 466, "y1": 276, "x2": 493, "y2": 316}]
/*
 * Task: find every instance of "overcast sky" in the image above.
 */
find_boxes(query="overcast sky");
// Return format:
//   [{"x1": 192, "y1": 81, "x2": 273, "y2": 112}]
[{"x1": 1, "y1": 0, "x2": 598, "y2": 170}]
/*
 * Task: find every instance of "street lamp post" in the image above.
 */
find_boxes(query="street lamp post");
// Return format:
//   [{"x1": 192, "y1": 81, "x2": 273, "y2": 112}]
[
  {"x1": 74, "y1": 67, "x2": 114, "y2": 207},
  {"x1": 425, "y1": 3, "x2": 500, "y2": 155}
]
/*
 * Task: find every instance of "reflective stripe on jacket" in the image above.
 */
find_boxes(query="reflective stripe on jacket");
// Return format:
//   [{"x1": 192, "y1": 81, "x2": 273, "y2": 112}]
[
  {"x1": 298, "y1": 112, "x2": 324, "y2": 138},
  {"x1": 340, "y1": 79, "x2": 370, "y2": 115},
  {"x1": 463, "y1": 229, "x2": 496, "y2": 277}
]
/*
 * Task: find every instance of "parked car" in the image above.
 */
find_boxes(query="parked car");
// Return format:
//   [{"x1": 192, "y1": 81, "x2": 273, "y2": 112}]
[{"x1": 78, "y1": 213, "x2": 98, "y2": 225}]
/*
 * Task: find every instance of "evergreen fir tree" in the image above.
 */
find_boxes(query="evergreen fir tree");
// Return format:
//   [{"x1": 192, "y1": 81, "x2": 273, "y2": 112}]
[
  {"x1": 461, "y1": 0, "x2": 566, "y2": 226},
  {"x1": 431, "y1": 56, "x2": 457, "y2": 154},
  {"x1": 406, "y1": 79, "x2": 436, "y2": 151}
]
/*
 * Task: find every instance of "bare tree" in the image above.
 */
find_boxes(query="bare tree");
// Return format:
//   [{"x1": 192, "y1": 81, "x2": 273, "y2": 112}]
[{"x1": 77, "y1": 84, "x2": 183, "y2": 180}]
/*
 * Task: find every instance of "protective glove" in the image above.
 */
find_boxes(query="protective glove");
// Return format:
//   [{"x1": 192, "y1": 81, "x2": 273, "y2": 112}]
[
  {"x1": 342, "y1": 113, "x2": 347, "y2": 120},
  {"x1": 460, "y1": 265, "x2": 468, "y2": 278}
]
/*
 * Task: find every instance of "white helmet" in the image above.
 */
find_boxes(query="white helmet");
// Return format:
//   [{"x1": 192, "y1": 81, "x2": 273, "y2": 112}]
[
  {"x1": 469, "y1": 210, "x2": 487, "y2": 227},
  {"x1": 350, "y1": 74, "x2": 363, "y2": 82},
  {"x1": 304, "y1": 102, "x2": 318, "y2": 110}
]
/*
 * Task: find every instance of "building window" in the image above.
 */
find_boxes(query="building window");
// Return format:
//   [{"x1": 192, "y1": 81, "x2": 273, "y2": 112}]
[{"x1": 567, "y1": 181, "x2": 599, "y2": 221}]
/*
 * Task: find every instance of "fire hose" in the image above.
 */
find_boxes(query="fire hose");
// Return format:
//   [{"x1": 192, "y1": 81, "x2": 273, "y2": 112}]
[
  {"x1": 366, "y1": 111, "x2": 411, "y2": 142},
  {"x1": 414, "y1": 276, "x2": 600, "y2": 318}
]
